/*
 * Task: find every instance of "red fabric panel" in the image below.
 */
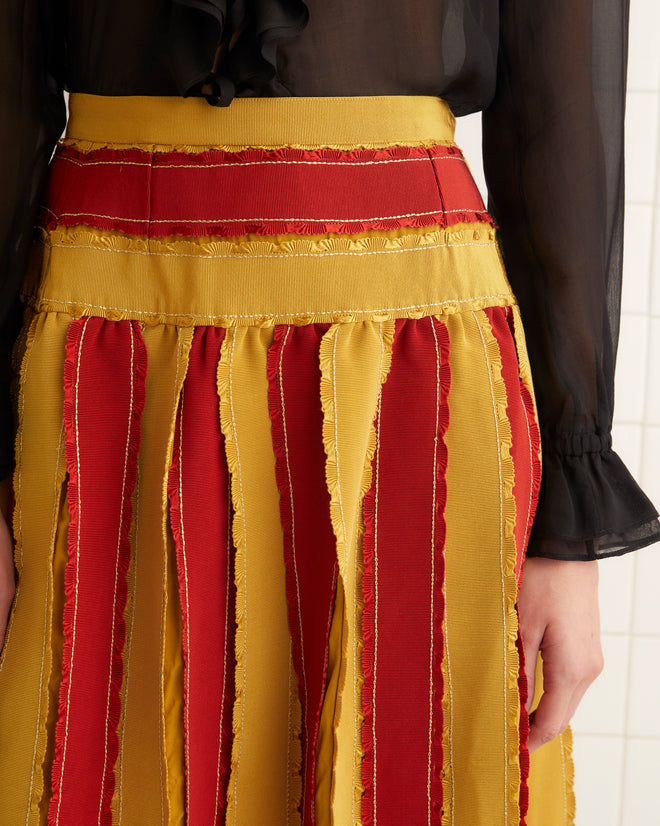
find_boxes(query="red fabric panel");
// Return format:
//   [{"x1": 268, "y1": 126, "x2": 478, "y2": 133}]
[
  {"x1": 50, "y1": 318, "x2": 146, "y2": 826},
  {"x1": 432, "y1": 149, "x2": 489, "y2": 219},
  {"x1": 485, "y1": 306, "x2": 537, "y2": 582},
  {"x1": 486, "y1": 305, "x2": 543, "y2": 823},
  {"x1": 361, "y1": 317, "x2": 449, "y2": 826},
  {"x1": 43, "y1": 148, "x2": 153, "y2": 235},
  {"x1": 42, "y1": 144, "x2": 494, "y2": 238},
  {"x1": 267, "y1": 323, "x2": 337, "y2": 826},
  {"x1": 167, "y1": 326, "x2": 234, "y2": 825}
]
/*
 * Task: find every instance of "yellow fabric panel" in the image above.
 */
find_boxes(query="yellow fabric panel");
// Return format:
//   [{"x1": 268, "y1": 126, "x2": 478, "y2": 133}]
[
  {"x1": 217, "y1": 326, "x2": 301, "y2": 826},
  {"x1": 65, "y1": 93, "x2": 457, "y2": 151},
  {"x1": 112, "y1": 324, "x2": 189, "y2": 825},
  {"x1": 162, "y1": 327, "x2": 193, "y2": 826},
  {"x1": 527, "y1": 657, "x2": 576, "y2": 826},
  {"x1": 441, "y1": 309, "x2": 521, "y2": 826},
  {"x1": 315, "y1": 577, "x2": 345, "y2": 826},
  {"x1": 27, "y1": 223, "x2": 515, "y2": 330},
  {"x1": 318, "y1": 320, "x2": 394, "y2": 826},
  {"x1": 39, "y1": 483, "x2": 69, "y2": 824},
  {"x1": 0, "y1": 312, "x2": 68, "y2": 824}
]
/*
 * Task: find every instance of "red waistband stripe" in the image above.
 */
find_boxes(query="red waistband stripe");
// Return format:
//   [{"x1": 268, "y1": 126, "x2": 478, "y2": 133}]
[{"x1": 41, "y1": 144, "x2": 493, "y2": 239}]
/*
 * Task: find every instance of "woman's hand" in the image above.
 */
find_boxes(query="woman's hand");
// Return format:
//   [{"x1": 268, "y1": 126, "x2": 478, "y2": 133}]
[
  {"x1": 0, "y1": 507, "x2": 15, "y2": 651},
  {"x1": 518, "y1": 556, "x2": 603, "y2": 753}
]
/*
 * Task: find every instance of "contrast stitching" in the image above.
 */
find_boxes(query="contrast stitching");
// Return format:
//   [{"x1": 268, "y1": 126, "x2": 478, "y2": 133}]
[
  {"x1": 58, "y1": 154, "x2": 466, "y2": 170},
  {"x1": 177, "y1": 386, "x2": 192, "y2": 820},
  {"x1": 427, "y1": 317, "x2": 441, "y2": 825},
  {"x1": 32, "y1": 294, "x2": 515, "y2": 323},
  {"x1": 213, "y1": 481, "x2": 233, "y2": 823},
  {"x1": 278, "y1": 328, "x2": 310, "y2": 806},
  {"x1": 56, "y1": 316, "x2": 90, "y2": 825},
  {"x1": 49, "y1": 207, "x2": 489, "y2": 224},
  {"x1": 474, "y1": 310, "x2": 508, "y2": 826},
  {"x1": 372, "y1": 390, "x2": 382, "y2": 825},
  {"x1": 228, "y1": 331, "x2": 248, "y2": 826},
  {"x1": 97, "y1": 324, "x2": 136, "y2": 826},
  {"x1": 118, "y1": 464, "x2": 140, "y2": 824},
  {"x1": 43, "y1": 238, "x2": 495, "y2": 261},
  {"x1": 25, "y1": 420, "x2": 64, "y2": 825}
]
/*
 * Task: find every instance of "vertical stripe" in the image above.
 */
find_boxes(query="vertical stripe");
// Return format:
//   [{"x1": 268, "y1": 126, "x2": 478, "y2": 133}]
[
  {"x1": 486, "y1": 305, "x2": 544, "y2": 824},
  {"x1": 167, "y1": 326, "x2": 234, "y2": 825},
  {"x1": 267, "y1": 323, "x2": 337, "y2": 826},
  {"x1": 441, "y1": 309, "x2": 521, "y2": 826},
  {"x1": 527, "y1": 658, "x2": 576, "y2": 826},
  {"x1": 508, "y1": 306, "x2": 542, "y2": 562},
  {"x1": 0, "y1": 312, "x2": 68, "y2": 825},
  {"x1": 485, "y1": 307, "x2": 535, "y2": 581},
  {"x1": 318, "y1": 320, "x2": 394, "y2": 826},
  {"x1": 115, "y1": 324, "x2": 189, "y2": 825},
  {"x1": 162, "y1": 326, "x2": 194, "y2": 826},
  {"x1": 49, "y1": 318, "x2": 146, "y2": 826},
  {"x1": 218, "y1": 326, "x2": 300, "y2": 826},
  {"x1": 360, "y1": 317, "x2": 449, "y2": 826}
]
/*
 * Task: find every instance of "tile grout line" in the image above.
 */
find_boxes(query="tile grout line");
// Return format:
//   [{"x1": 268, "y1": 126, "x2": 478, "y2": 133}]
[{"x1": 617, "y1": 65, "x2": 660, "y2": 826}]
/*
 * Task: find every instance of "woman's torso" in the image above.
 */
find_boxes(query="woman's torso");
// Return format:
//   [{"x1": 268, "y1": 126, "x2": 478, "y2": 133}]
[{"x1": 45, "y1": 0, "x2": 500, "y2": 115}]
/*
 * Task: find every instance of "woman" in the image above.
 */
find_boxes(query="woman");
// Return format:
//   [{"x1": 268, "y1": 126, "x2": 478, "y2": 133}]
[{"x1": 0, "y1": 1, "x2": 658, "y2": 824}]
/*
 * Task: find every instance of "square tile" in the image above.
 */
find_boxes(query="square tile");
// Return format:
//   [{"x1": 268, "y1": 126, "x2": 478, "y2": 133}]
[
  {"x1": 625, "y1": 91, "x2": 659, "y2": 204},
  {"x1": 626, "y1": 636, "x2": 660, "y2": 737},
  {"x1": 614, "y1": 313, "x2": 649, "y2": 422},
  {"x1": 643, "y1": 318, "x2": 660, "y2": 424},
  {"x1": 621, "y1": 738, "x2": 660, "y2": 826},
  {"x1": 573, "y1": 734, "x2": 624, "y2": 826},
  {"x1": 628, "y1": 0, "x2": 660, "y2": 92},
  {"x1": 571, "y1": 634, "x2": 629, "y2": 736},
  {"x1": 454, "y1": 112, "x2": 487, "y2": 202},
  {"x1": 611, "y1": 422, "x2": 643, "y2": 478},
  {"x1": 599, "y1": 550, "x2": 636, "y2": 634},
  {"x1": 652, "y1": 208, "x2": 660, "y2": 317},
  {"x1": 633, "y1": 545, "x2": 660, "y2": 634},
  {"x1": 622, "y1": 204, "x2": 653, "y2": 314}
]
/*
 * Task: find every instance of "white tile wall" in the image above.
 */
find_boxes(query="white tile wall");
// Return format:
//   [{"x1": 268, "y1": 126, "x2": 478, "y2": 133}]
[{"x1": 455, "y1": 2, "x2": 660, "y2": 821}]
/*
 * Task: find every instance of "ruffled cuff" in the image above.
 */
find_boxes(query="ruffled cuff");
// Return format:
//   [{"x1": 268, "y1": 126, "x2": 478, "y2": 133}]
[{"x1": 527, "y1": 431, "x2": 660, "y2": 560}]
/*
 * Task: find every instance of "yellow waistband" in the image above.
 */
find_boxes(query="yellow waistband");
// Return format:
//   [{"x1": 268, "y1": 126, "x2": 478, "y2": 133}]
[{"x1": 65, "y1": 94, "x2": 457, "y2": 151}]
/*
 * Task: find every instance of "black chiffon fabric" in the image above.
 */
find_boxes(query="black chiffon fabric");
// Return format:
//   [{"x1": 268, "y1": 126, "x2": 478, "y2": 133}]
[{"x1": 1, "y1": 0, "x2": 658, "y2": 560}]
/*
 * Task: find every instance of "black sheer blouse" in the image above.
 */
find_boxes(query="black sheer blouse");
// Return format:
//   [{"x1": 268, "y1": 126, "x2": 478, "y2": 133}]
[{"x1": 1, "y1": 0, "x2": 659, "y2": 560}]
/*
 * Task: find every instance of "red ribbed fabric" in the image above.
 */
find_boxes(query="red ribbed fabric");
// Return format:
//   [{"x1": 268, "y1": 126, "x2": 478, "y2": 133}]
[
  {"x1": 42, "y1": 144, "x2": 493, "y2": 238},
  {"x1": 361, "y1": 317, "x2": 450, "y2": 826},
  {"x1": 50, "y1": 318, "x2": 146, "y2": 826},
  {"x1": 267, "y1": 323, "x2": 338, "y2": 826},
  {"x1": 485, "y1": 305, "x2": 543, "y2": 824},
  {"x1": 167, "y1": 326, "x2": 234, "y2": 825},
  {"x1": 486, "y1": 307, "x2": 539, "y2": 581}
]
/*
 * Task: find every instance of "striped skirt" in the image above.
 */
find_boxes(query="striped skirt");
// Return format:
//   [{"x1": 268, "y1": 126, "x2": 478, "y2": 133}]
[{"x1": 0, "y1": 94, "x2": 574, "y2": 826}]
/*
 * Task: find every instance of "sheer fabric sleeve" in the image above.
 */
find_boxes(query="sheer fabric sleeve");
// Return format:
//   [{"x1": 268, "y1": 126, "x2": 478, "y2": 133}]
[
  {"x1": 0, "y1": 0, "x2": 66, "y2": 478},
  {"x1": 482, "y1": 0, "x2": 660, "y2": 560}
]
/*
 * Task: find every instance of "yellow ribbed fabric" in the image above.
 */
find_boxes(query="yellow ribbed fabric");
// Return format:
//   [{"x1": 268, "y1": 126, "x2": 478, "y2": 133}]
[
  {"x1": 63, "y1": 94, "x2": 457, "y2": 151},
  {"x1": 0, "y1": 312, "x2": 67, "y2": 823},
  {"x1": 527, "y1": 657, "x2": 577, "y2": 826},
  {"x1": 217, "y1": 327, "x2": 302, "y2": 826},
  {"x1": 440, "y1": 309, "x2": 522, "y2": 826},
  {"x1": 318, "y1": 320, "x2": 394, "y2": 826},
  {"x1": 113, "y1": 324, "x2": 185, "y2": 825},
  {"x1": 26, "y1": 224, "x2": 512, "y2": 329}
]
